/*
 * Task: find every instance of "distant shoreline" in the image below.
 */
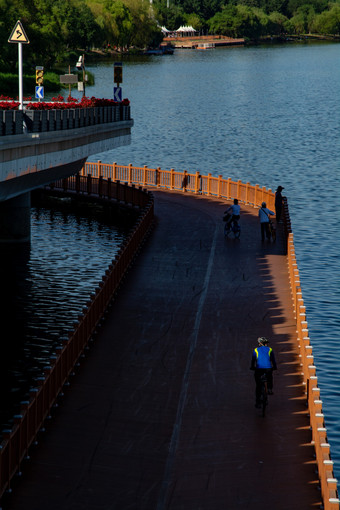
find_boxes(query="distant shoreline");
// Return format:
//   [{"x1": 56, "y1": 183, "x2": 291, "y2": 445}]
[
  {"x1": 161, "y1": 33, "x2": 340, "y2": 49},
  {"x1": 161, "y1": 35, "x2": 245, "y2": 49},
  {"x1": 89, "y1": 33, "x2": 339, "y2": 59}
]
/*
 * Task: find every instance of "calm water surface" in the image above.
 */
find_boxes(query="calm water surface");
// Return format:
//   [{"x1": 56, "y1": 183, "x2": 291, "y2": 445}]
[
  {"x1": 0, "y1": 207, "x2": 129, "y2": 427},
  {"x1": 81, "y1": 43, "x2": 340, "y2": 476}
]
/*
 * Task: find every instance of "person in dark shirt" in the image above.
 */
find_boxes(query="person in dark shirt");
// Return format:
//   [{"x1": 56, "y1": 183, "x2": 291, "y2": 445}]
[
  {"x1": 250, "y1": 337, "x2": 277, "y2": 408},
  {"x1": 275, "y1": 186, "x2": 284, "y2": 223}
]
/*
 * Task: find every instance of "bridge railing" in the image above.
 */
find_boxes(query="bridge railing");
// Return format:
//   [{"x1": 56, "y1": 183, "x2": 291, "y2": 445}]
[
  {"x1": 81, "y1": 162, "x2": 276, "y2": 211},
  {"x1": 0, "y1": 105, "x2": 131, "y2": 136},
  {"x1": 285, "y1": 198, "x2": 339, "y2": 510},
  {"x1": 0, "y1": 177, "x2": 153, "y2": 500}
]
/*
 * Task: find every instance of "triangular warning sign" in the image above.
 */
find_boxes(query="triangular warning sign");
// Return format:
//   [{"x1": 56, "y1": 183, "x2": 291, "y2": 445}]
[{"x1": 8, "y1": 20, "x2": 30, "y2": 44}]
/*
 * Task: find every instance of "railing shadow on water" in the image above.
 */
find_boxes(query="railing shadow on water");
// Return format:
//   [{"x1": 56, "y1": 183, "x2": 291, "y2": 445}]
[{"x1": 0, "y1": 165, "x2": 338, "y2": 510}]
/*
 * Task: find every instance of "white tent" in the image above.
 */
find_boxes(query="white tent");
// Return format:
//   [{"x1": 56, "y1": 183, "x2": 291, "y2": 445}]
[
  {"x1": 176, "y1": 25, "x2": 196, "y2": 36},
  {"x1": 160, "y1": 26, "x2": 170, "y2": 34}
]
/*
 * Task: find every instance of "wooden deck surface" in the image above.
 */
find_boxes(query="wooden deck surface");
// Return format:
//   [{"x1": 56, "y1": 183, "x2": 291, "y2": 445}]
[{"x1": 2, "y1": 190, "x2": 322, "y2": 510}]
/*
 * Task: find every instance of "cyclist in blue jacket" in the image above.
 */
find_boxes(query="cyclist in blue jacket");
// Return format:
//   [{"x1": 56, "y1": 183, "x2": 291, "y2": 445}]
[
  {"x1": 250, "y1": 337, "x2": 277, "y2": 408},
  {"x1": 224, "y1": 198, "x2": 240, "y2": 229}
]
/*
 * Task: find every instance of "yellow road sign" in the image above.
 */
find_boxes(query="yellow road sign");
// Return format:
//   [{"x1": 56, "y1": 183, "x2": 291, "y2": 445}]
[{"x1": 8, "y1": 20, "x2": 30, "y2": 44}]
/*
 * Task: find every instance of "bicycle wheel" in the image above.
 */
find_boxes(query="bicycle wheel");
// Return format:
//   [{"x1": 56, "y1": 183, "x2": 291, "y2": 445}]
[
  {"x1": 231, "y1": 221, "x2": 241, "y2": 239},
  {"x1": 261, "y1": 381, "x2": 268, "y2": 417}
]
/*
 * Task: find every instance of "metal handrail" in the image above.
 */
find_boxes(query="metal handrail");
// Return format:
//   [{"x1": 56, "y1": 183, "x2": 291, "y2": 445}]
[
  {"x1": 285, "y1": 199, "x2": 339, "y2": 510},
  {"x1": 81, "y1": 161, "x2": 276, "y2": 211}
]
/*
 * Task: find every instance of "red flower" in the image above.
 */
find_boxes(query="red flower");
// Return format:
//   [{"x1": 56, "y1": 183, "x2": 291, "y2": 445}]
[{"x1": 0, "y1": 95, "x2": 130, "y2": 111}]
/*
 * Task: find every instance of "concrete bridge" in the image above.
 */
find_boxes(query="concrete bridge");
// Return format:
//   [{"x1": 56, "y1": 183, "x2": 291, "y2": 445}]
[{"x1": 0, "y1": 104, "x2": 133, "y2": 242}]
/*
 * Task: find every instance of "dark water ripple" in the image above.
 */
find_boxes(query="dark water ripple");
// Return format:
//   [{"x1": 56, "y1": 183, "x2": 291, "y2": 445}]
[{"x1": 0, "y1": 207, "x2": 128, "y2": 428}]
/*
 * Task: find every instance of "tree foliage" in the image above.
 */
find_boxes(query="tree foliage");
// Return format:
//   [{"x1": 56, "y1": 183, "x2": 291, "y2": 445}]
[{"x1": 0, "y1": 0, "x2": 338, "y2": 75}]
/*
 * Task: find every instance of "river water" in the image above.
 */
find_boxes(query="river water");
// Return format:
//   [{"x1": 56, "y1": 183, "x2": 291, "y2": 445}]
[
  {"x1": 0, "y1": 206, "x2": 130, "y2": 427},
  {"x1": 83, "y1": 42, "x2": 340, "y2": 477},
  {"x1": 2, "y1": 42, "x2": 339, "y2": 479}
]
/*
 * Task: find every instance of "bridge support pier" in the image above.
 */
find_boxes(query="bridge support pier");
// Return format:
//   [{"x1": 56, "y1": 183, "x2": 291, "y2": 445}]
[{"x1": 0, "y1": 192, "x2": 31, "y2": 244}]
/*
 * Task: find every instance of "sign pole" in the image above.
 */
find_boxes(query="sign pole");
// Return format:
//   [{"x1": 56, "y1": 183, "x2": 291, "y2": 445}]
[
  {"x1": 8, "y1": 20, "x2": 30, "y2": 110},
  {"x1": 69, "y1": 65, "x2": 71, "y2": 97},
  {"x1": 82, "y1": 54, "x2": 85, "y2": 97},
  {"x1": 18, "y1": 42, "x2": 23, "y2": 110}
]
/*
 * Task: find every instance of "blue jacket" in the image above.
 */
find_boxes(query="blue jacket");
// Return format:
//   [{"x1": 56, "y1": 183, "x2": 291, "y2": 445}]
[{"x1": 251, "y1": 345, "x2": 277, "y2": 370}]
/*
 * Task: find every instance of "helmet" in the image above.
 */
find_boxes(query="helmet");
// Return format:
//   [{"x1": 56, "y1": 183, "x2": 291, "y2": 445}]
[
  {"x1": 258, "y1": 337, "x2": 268, "y2": 345},
  {"x1": 261, "y1": 202, "x2": 266, "y2": 208}
]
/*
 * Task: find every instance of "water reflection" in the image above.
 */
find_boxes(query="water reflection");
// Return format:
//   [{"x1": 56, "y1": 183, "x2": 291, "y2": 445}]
[{"x1": 0, "y1": 205, "x2": 129, "y2": 430}]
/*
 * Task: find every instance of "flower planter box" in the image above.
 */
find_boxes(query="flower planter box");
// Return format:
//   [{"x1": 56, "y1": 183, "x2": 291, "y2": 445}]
[
  {"x1": 61, "y1": 110, "x2": 68, "y2": 130},
  {"x1": 1, "y1": 99, "x2": 131, "y2": 136},
  {"x1": 87, "y1": 108, "x2": 94, "y2": 126},
  {"x1": 79, "y1": 108, "x2": 85, "y2": 127},
  {"x1": 3, "y1": 111, "x2": 14, "y2": 135},
  {"x1": 114, "y1": 105, "x2": 120, "y2": 122},
  {"x1": 95, "y1": 107, "x2": 103, "y2": 124},
  {"x1": 55, "y1": 110, "x2": 62, "y2": 130},
  {"x1": 48, "y1": 110, "x2": 56, "y2": 131},
  {"x1": 41, "y1": 110, "x2": 48, "y2": 132}
]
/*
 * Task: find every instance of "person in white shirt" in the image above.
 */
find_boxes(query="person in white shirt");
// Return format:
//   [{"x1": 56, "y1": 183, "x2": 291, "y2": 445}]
[
  {"x1": 224, "y1": 198, "x2": 240, "y2": 229},
  {"x1": 259, "y1": 202, "x2": 274, "y2": 241}
]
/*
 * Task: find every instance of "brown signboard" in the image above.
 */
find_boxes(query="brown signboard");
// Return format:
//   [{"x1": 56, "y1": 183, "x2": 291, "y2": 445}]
[{"x1": 60, "y1": 74, "x2": 78, "y2": 84}]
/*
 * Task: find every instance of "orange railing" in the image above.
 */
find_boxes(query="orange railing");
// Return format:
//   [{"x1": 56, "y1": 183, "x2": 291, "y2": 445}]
[
  {"x1": 0, "y1": 177, "x2": 154, "y2": 499},
  {"x1": 81, "y1": 162, "x2": 276, "y2": 211},
  {"x1": 285, "y1": 198, "x2": 339, "y2": 510}
]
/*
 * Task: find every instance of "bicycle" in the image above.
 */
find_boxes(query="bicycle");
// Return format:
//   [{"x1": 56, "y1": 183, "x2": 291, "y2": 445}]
[
  {"x1": 260, "y1": 372, "x2": 268, "y2": 417},
  {"x1": 223, "y1": 215, "x2": 241, "y2": 239}
]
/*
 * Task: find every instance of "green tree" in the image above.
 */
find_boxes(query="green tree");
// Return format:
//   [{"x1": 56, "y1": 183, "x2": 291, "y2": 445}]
[
  {"x1": 185, "y1": 12, "x2": 205, "y2": 31},
  {"x1": 170, "y1": 0, "x2": 224, "y2": 20},
  {"x1": 290, "y1": 5, "x2": 316, "y2": 33},
  {"x1": 312, "y1": 2, "x2": 340, "y2": 33},
  {"x1": 268, "y1": 10, "x2": 292, "y2": 32},
  {"x1": 0, "y1": 0, "x2": 19, "y2": 71},
  {"x1": 104, "y1": 0, "x2": 133, "y2": 48},
  {"x1": 286, "y1": 0, "x2": 328, "y2": 17},
  {"x1": 128, "y1": 0, "x2": 163, "y2": 48},
  {"x1": 208, "y1": 6, "x2": 239, "y2": 36},
  {"x1": 208, "y1": 4, "x2": 264, "y2": 38},
  {"x1": 153, "y1": 0, "x2": 186, "y2": 31}
]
